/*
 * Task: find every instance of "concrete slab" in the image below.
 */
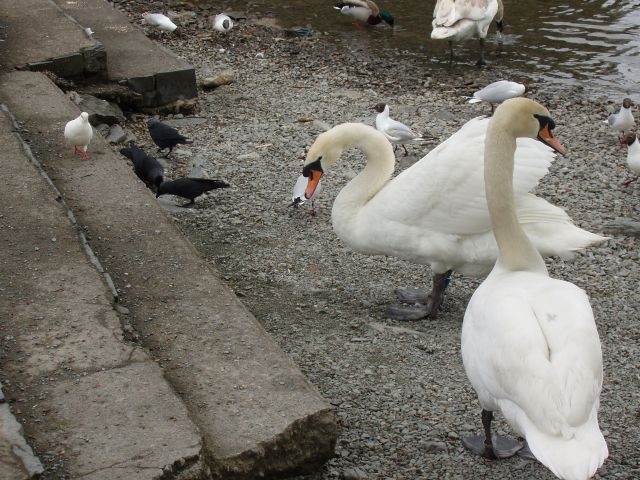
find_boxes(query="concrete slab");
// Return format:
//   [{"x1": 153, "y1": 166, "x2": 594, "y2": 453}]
[
  {"x1": 0, "y1": 104, "x2": 205, "y2": 478},
  {"x1": 42, "y1": 362, "x2": 204, "y2": 480},
  {"x1": 0, "y1": 0, "x2": 106, "y2": 76},
  {"x1": 0, "y1": 70, "x2": 337, "y2": 478},
  {"x1": 52, "y1": 0, "x2": 197, "y2": 107}
]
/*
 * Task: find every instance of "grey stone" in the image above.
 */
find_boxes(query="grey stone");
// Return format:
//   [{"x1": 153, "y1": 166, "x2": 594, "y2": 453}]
[
  {"x1": 78, "y1": 94, "x2": 125, "y2": 126},
  {"x1": 423, "y1": 441, "x2": 448, "y2": 454},
  {"x1": 106, "y1": 124, "x2": 126, "y2": 144},
  {"x1": 163, "y1": 117, "x2": 208, "y2": 127}
]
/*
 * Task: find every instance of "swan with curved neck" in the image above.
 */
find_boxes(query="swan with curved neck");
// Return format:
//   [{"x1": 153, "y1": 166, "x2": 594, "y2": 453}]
[
  {"x1": 461, "y1": 98, "x2": 607, "y2": 480},
  {"x1": 302, "y1": 113, "x2": 605, "y2": 320}
]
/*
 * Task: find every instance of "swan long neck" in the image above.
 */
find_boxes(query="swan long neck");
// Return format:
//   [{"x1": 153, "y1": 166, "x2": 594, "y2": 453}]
[
  {"x1": 332, "y1": 124, "x2": 395, "y2": 222},
  {"x1": 485, "y1": 119, "x2": 547, "y2": 274}
]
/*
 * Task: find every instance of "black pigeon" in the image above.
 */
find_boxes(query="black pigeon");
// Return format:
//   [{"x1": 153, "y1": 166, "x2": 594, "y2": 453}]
[
  {"x1": 147, "y1": 118, "x2": 193, "y2": 154},
  {"x1": 119, "y1": 144, "x2": 164, "y2": 188},
  {"x1": 156, "y1": 178, "x2": 230, "y2": 206}
]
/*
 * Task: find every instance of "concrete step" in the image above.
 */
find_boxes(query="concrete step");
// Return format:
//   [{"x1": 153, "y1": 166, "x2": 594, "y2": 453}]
[
  {"x1": 52, "y1": 0, "x2": 197, "y2": 108},
  {"x1": 0, "y1": 105, "x2": 206, "y2": 479},
  {"x1": 0, "y1": 71, "x2": 337, "y2": 478},
  {"x1": 0, "y1": 0, "x2": 106, "y2": 77}
]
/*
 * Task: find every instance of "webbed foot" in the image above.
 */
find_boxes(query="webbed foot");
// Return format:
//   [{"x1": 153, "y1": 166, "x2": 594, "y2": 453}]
[{"x1": 462, "y1": 434, "x2": 523, "y2": 459}]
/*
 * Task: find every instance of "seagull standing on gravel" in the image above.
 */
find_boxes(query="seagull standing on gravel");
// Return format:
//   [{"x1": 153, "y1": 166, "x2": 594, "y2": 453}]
[
  {"x1": 64, "y1": 112, "x2": 93, "y2": 161},
  {"x1": 622, "y1": 133, "x2": 640, "y2": 187},
  {"x1": 142, "y1": 13, "x2": 177, "y2": 33},
  {"x1": 212, "y1": 13, "x2": 234, "y2": 33},
  {"x1": 374, "y1": 103, "x2": 428, "y2": 156},
  {"x1": 606, "y1": 98, "x2": 635, "y2": 143},
  {"x1": 465, "y1": 80, "x2": 525, "y2": 114},
  {"x1": 147, "y1": 118, "x2": 193, "y2": 155}
]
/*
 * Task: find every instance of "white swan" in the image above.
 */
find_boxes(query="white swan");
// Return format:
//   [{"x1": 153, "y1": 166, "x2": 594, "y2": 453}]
[
  {"x1": 374, "y1": 103, "x2": 428, "y2": 156},
  {"x1": 301, "y1": 116, "x2": 606, "y2": 320},
  {"x1": 461, "y1": 98, "x2": 608, "y2": 480},
  {"x1": 622, "y1": 133, "x2": 640, "y2": 186},
  {"x1": 431, "y1": 0, "x2": 504, "y2": 65},
  {"x1": 64, "y1": 112, "x2": 93, "y2": 161}
]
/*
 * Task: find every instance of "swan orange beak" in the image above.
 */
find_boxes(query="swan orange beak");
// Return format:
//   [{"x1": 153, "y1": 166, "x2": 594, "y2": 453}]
[
  {"x1": 538, "y1": 125, "x2": 567, "y2": 156},
  {"x1": 305, "y1": 169, "x2": 323, "y2": 199}
]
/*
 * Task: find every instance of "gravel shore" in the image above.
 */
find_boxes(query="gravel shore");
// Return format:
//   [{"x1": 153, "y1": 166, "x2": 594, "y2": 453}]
[{"x1": 113, "y1": 3, "x2": 639, "y2": 479}]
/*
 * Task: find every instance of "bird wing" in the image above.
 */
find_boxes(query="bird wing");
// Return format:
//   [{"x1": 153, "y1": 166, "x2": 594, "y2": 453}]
[
  {"x1": 151, "y1": 123, "x2": 188, "y2": 142},
  {"x1": 384, "y1": 118, "x2": 418, "y2": 141},
  {"x1": 433, "y1": 0, "x2": 495, "y2": 26},
  {"x1": 363, "y1": 116, "x2": 556, "y2": 235},
  {"x1": 464, "y1": 273, "x2": 603, "y2": 436}
]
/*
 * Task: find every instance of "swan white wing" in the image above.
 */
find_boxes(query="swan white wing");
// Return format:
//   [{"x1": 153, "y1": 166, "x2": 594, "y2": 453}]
[
  {"x1": 433, "y1": 0, "x2": 496, "y2": 26},
  {"x1": 362, "y1": 116, "x2": 556, "y2": 235},
  {"x1": 463, "y1": 273, "x2": 604, "y2": 437}
]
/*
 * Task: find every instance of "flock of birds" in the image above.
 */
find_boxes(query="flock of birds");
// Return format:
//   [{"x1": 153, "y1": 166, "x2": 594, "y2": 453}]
[{"x1": 59, "y1": 2, "x2": 640, "y2": 480}]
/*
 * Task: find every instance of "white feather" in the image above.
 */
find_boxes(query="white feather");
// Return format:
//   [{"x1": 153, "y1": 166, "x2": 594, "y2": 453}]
[{"x1": 142, "y1": 13, "x2": 177, "y2": 33}]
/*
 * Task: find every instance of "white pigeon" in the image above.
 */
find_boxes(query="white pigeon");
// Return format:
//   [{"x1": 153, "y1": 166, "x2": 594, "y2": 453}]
[
  {"x1": 64, "y1": 112, "x2": 93, "y2": 161},
  {"x1": 374, "y1": 103, "x2": 428, "y2": 156},
  {"x1": 290, "y1": 173, "x2": 322, "y2": 213},
  {"x1": 142, "y1": 13, "x2": 177, "y2": 33},
  {"x1": 466, "y1": 80, "x2": 525, "y2": 113},
  {"x1": 622, "y1": 133, "x2": 640, "y2": 187},
  {"x1": 212, "y1": 13, "x2": 234, "y2": 33},
  {"x1": 605, "y1": 98, "x2": 635, "y2": 143}
]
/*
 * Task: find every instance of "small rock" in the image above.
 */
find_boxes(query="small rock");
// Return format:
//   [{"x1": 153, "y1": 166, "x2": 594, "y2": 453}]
[
  {"x1": 106, "y1": 124, "x2": 126, "y2": 144},
  {"x1": 342, "y1": 467, "x2": 367, "y2": 480},
  {"x1": 201, "y1": 69, "x2": 236, "y2": 89},
  {"x1": 78, "y1": 94, "x2": 125, "y2": 126},
  {"x1": 423, "y1": 441, "x2": 448, "y2": 454}
]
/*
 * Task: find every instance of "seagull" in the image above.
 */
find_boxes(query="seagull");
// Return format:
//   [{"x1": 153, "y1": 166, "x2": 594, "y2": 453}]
[
  {"x1": 334, "y1": 1, "x2": 394, "y2": 28},
  {"x1": 142, "y1": 13, "x2": 177, "y2": 33},
  {"x1": 431, "y1": 0, "x2": 504, "y2": 65},
  {"x1": 605, "y1": 98, "x2": 635, "y2": 143},
  {"x1": 290, "y1": 173, "x2": 322, "y2": 214},
  {"x1": 119, "y1": 143, "x2": 164, "y2": 189},
  {"x1": 156, "y1": 178, "x2": 230, "y2": 207},
  {"x1": 147, "y1": 118, "x2": 193, "y2": 155},
  {"x1": 622, "y1": 133, "x2": 640, "y2": 187},
  {"x1": 466, "y1": 80, "x2": 526, "y2": 114},
  {"x1": 64, "y1": 112, "x2": 93, "y2": 161},
  {"x1": 212, "y1": 13, "x2": 234, "y2": 33},
  {"x1": 374, "y1": 103, "x2": 429, "y2": 156}
]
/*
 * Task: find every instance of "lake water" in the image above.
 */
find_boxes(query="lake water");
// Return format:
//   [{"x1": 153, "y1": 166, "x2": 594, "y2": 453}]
[{"x1": 232, "y1": 0, "x2": 640, "y2": 100}]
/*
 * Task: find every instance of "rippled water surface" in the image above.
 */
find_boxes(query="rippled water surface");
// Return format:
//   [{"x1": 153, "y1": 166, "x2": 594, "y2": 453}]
[{"x1": 224, "y1": 0, "x2": 640, "y2": 99}]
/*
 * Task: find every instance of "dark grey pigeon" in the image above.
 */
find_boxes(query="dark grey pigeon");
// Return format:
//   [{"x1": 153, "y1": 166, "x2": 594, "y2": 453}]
[
  {"x1": 147, "y1": 118, "x2": 193, "y2": 154},
  {"x1": 119, "y1": 144, "x2": 164, "y2": 188},
  {"x1": 156, "y1": 178, "x2": 230, "y2": 206}
]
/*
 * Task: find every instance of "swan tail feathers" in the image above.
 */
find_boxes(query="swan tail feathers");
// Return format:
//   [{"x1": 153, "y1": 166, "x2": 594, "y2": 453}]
[
  {"x1": 467, "y1": 98, "x2": 483, "y2": 104},
  {"x1": 525, "y1": 421, "x2": 608, "y2": 480}
]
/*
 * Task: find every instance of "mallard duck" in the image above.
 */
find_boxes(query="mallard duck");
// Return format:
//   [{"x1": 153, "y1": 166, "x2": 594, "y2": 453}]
[
  {"x1": 334, "y1": 1, "x2": 394, "y2": 28},
  {"x1": 461, "y1": 97, "x2": 608, "y2": 480},
  {"x1": 431, "y1": 0, "x2": 504, "y2": 65}
]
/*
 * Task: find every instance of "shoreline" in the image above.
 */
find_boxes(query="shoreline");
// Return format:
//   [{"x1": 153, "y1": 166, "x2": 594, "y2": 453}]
[{"x1": 114, "y1": 3, "x2": 639, "y2": 479}]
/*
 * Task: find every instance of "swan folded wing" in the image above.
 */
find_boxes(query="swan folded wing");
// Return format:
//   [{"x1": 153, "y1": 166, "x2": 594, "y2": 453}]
[
  {"x1": 433, "y1": 0, "x2": 496, "y2": 27},
  {"x1": 363, "y1": 117, "x2": 557, "y2": 236},
  {"x1": 479, "y1": 279, "x2": 603, "y2": 436}
]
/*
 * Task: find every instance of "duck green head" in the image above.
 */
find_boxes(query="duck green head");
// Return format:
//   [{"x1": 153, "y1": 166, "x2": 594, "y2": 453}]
[{"x1": 379, "y1": 10, "x2": 394, "y2": 27}]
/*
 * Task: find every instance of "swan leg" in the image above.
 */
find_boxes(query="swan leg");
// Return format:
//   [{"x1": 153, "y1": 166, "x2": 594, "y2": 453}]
[
  {"x1": 476, "y1": 38, "x2": 487, "y2": 66},
  {"x1": 448, "y1": 41, "x2": 454, "y2": 63},
  {"x1": 386, "y1": 270, "x2": 452, "y2": 321},
  {"x1": 402, "y1": 144, "x2": 409, "y2": 156},
  {"x1": 463, "y1": 410, "x2": 523, "y2": 459}
]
